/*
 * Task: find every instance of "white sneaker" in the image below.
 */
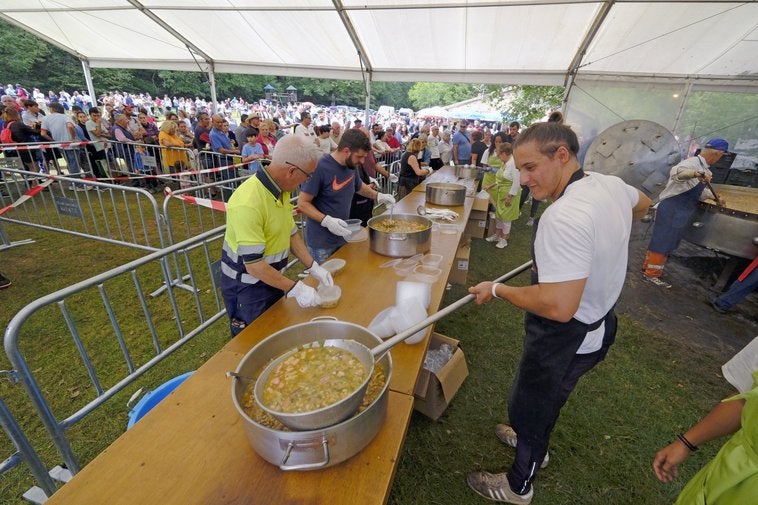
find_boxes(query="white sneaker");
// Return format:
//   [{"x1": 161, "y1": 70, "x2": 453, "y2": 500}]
[
  {"x1": 467, "y1": 471, "x2": 533, "y2": 504},
  {"x1": 485, "y1": 235, "x2": 499, "y2": 243},
  {"x1": 496, "y1": 239, "x2": 508, "y2": 248}
]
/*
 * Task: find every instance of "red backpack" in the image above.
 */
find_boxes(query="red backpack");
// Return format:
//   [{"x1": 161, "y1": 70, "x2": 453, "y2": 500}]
[{"x1": 0, "y1": 121, "x2": 15, "y2": 144}]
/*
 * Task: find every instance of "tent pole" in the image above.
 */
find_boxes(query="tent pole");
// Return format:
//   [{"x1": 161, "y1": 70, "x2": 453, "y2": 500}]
[
  {"x1": 81, "y1": 59, "x2": 97, "y2": 109},
  {"x1": 208, "y1": 64, "x2": 218, "y2": 115},
  {"x1": 364, "y1": 73, "x2": 372, "y2": 126},
  {"x1": 671, "y1": 82, "x2": 693, "y2": 138}
]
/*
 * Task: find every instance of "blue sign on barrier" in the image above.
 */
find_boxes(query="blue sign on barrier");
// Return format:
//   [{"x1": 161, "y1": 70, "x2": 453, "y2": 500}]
[{"x1": 54, "y1": 196, "x2": 83, "y2": 218}]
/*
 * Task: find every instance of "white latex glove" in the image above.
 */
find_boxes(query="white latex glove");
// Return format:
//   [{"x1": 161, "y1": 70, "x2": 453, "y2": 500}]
[
  {"x1": 306, "y1": 261, "x2": 334, "y2": 287},
  {"x1": 287, "y1": 281, "x2": 321, "y2": 308},
  {"x1": 321, "y1": 215, "x2": 352, "y2": 237},
  {"x1": 369, "y1": 176, "x2": 379, "y2": 186},
  {"x1": 376, "y1": 193, "x2": 396, "y2": 206},
  {"x1": 389, "y1": 174, "x2": 399, "y2": 183}
]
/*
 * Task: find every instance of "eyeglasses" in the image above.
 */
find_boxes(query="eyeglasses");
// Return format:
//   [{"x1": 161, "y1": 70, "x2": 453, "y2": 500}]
[{"x1": 286, "y1": 161, "x2": 312, "y2": 180}]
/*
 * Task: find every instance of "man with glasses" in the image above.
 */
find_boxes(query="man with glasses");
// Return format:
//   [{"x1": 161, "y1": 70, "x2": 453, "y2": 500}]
[
  {"x1": 452, "y1": 120, "x2": 472, "y2": 165},
  {"x1": 298, "y1": 128, "x2": 396, "y2": 263},
  {"x1": 220, "y1": 135, "x2": 333, "y2": 337}
]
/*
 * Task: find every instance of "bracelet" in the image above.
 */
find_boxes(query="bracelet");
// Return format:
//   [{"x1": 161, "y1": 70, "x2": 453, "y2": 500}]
[
  {"x1": 491, "y1": 282, "x2": 502, "y2": 299},
  {"x1": 677, "y1": 433, "x2": 698, "y2": 452}
]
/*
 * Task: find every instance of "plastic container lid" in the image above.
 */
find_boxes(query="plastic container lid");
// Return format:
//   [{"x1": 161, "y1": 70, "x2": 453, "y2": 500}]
[
  {"x1": 320, "y1": 258, "x2": 346, "y2": 276},
  {"x1": 379, "y1": 258, "x2": 401, "y2": 269}
]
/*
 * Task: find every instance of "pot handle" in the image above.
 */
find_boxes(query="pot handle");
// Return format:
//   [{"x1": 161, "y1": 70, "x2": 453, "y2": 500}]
[
  {"x1": 388, "y1": 233, "x2": 408, "y2": 241},
  {"x1": 279, "y1": 436, "x2": 330, "y2": 471}
]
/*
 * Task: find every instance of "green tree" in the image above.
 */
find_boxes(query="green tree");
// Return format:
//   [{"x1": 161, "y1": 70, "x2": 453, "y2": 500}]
[
  {"x1": 484, "y1": 85, "x2": 564, "y2": 124},
  {"x1": 408, "y1": 82, "x2": 479, "y2": 109}
]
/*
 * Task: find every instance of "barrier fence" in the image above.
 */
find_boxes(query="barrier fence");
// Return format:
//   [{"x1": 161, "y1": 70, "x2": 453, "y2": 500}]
[
  {"x1": 3, "y1": 226, "x2": 227, "y2": 481},
  {"x1": 0, "y1": 395, "x2": 57, "y2": 500},
  {"x1": 1, "y1": 166, "x2": 166, "y2": 252}
]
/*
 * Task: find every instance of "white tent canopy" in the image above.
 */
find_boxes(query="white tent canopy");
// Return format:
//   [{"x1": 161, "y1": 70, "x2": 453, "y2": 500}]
[{"x1": 2, "y1": 0, "x2": 757, "y2": 89}]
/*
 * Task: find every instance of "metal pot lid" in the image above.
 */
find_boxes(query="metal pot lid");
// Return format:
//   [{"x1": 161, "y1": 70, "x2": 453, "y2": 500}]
[{"x1": 583, "y1": 120, "x2": 681, "y2": 201}]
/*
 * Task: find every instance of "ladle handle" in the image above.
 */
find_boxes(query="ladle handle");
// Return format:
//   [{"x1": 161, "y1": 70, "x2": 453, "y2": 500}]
[
  {"x1": 704, "y1": 180, "x2": 720, "y2": 205},
  {"x1": 371, "y1": 260, "x2": 533, "y2": 358}
]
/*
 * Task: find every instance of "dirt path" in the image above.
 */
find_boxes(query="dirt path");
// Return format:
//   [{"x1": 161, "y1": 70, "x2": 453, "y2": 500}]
[{"x1": 618, "y1": 223, "x2": 757, "y2": 362}]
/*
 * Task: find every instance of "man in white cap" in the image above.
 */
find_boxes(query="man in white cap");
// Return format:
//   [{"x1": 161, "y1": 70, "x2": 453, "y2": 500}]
[{"x1": 642, "y1": 138, "x2": 728, "y2": 288}]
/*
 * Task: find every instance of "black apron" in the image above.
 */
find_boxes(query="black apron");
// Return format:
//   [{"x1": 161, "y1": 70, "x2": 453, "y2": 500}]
[{"x1": 509, "y1": 169, "x2": 618, "y2": 446}]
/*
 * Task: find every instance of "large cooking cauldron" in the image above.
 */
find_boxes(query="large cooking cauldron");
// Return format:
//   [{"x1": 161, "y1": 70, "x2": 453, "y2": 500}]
[
  {"x1": 231, "y1": 320, "x2": 391, "y2": 471},
  {"x1": 368, "y1": 214, "x2": 432, "y2": 257},
  {"x1": 583, "y1": 120, "x2": 758, "y2": 260},
  {"x1": 683, "y1": 184, "x2": 758, "y2": 259}
]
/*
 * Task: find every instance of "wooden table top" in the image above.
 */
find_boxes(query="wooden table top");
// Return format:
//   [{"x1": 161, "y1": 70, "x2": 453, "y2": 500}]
[{"x1": 45, "y1": 176, "x2": 473, "y2": 505}]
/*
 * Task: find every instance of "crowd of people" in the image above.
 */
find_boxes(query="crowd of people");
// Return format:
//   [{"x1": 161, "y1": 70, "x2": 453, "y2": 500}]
[{"x1": 3, "y1": 84, "x2": 755, "y2": 505}]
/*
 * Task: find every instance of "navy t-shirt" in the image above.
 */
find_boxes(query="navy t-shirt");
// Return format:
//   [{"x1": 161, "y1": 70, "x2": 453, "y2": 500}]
[{"x1": 302, "y1": 153, "x2": 363, "y2": 249}]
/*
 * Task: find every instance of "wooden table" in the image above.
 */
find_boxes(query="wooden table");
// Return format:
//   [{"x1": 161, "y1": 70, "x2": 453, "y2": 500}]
[{"x1": 46, "y1": 170, "x2": 474, "y2": 505}]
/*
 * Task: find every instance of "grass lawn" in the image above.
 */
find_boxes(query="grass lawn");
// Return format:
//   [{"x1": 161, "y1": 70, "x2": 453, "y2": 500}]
[{"x1": 0, "y1": 209, "x2": 737, "y2": 504}]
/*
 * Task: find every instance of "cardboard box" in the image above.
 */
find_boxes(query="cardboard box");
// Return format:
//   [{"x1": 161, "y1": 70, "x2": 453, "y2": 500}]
[
  {"x1": 470, "y1": 195, "x2": 490, "y2": 221},
  {"x1": 414, "y1": 332, "x2": 469, "y2": 420},
  {"x1": 448, "y1": 242, "x2": 470, "y2": 285},
  {"x1": 464, "y1": 218, "x2": 487, "y2": 239}
]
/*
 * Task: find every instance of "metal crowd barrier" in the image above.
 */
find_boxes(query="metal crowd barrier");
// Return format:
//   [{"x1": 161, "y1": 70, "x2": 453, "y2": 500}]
[
  {"x1": 196, "y1": 150, "x2": 243, "y2": 201},
  {"x1": 108, "y1": 140, "x2": 199, "y2": 191},
  {"x1": 376, "y1": 150, "x2": 402, "y2": 166},
  {"x1": 0, "y1": 167, "x2": 166, "y2": 252},
  {"x1": 1, "y1": 140, "x2": 102, "y2": 181},
  {"x1": 3, "y1": 226, "x2": 227, "y2": 475},
  {"x1": 0, "y1": 395, "x2": 57, "y2": 500}
]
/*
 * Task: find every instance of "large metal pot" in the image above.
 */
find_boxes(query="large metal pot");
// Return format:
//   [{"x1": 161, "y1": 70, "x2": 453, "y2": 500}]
[
  {"x1": 426, "y1": 183, "x2": 466, "y2": 206},
  {"x1": 231, "y1": 319, "x2": 392, "y2": 471},
  {"x1": 454, "y1": 164, "x2": 481, "y2": 180},
  {"x1": 683, "y1": 184, "x2": 758, "y2": 259},
  {"x1": 368, "y1": 214, "x2": 432, "y2": 257}
]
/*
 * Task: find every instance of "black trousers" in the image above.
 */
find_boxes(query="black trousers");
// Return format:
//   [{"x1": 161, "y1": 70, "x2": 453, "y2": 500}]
[{"x1": 506, "y1": 311, "x2": 617, "y2": 494}]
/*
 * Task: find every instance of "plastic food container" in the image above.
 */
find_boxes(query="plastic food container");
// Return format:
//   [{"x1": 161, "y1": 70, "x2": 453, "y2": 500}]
[
  {"x1": 320, "y1": 258, "x2": 346, "y2": 276},
  {"x1": 393, "y1": 262, "x2": 416, "y2": 277},
  {"x1": 411, "y1": 265, "x2": 441, "y2": 283},
  {"x1": 367, "y1": 306, "x2": 397, "y2": 339},
  {"x1": 420, "y1": 253, "x2": 443, "y2": 268},
  {"x1": 317, "y1": 285, "x2": 342, "y2": 308},
  {"x1": 395, "y1": 280, "x2": 431, "y2": 309},
  {"x1": 391, "y1": 299, "x2": 428, "y2": 345},
  {"x1": 345, "y1": 226, "x2": 368, "y2": 243}
]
